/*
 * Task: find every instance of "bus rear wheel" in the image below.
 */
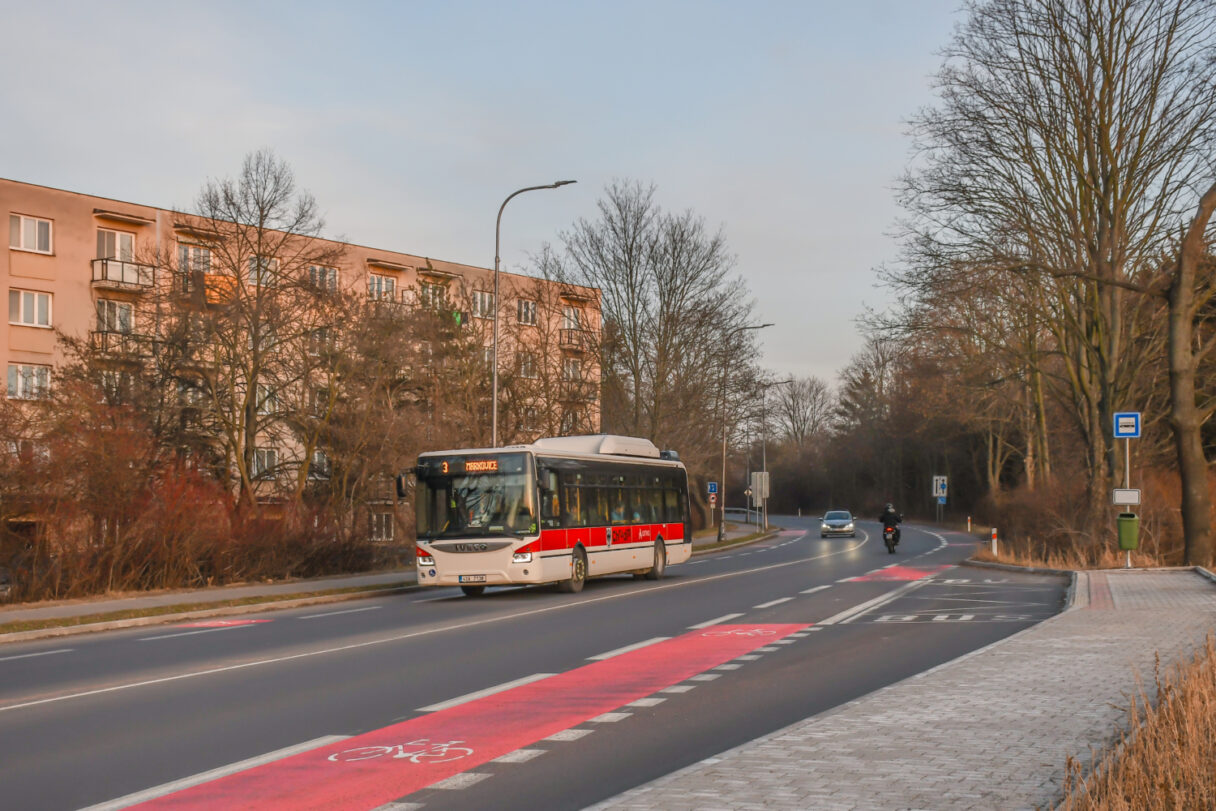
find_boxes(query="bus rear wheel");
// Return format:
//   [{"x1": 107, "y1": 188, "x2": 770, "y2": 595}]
[
  {"x1": 558, "y1": 547, "x2": 587, "y2": 593},
  {"x1": 460, "y1": 585, "x2": 486, "y2": 597},
  {"x1": 644, "y1": 540, "x2": 666, "y2": 580}
]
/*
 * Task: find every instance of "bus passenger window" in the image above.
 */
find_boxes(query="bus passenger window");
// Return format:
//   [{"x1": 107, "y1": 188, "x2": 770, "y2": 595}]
[
  {"x1": 664, "y1": 490, "x2": 680, "y2": 523},
  {"x1": 610, "y1": 490, "x2": 628, "y2": 525},
  {"x1": 563, "y1": 486, "x2": 583, "y2": 528}
]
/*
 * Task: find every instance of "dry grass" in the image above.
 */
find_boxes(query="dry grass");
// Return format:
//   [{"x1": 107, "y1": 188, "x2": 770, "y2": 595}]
[
  {"x1": 1057, "y1": 636, "x2": 1216, "y2": 809},
  {"x1": 971, "y1": 541, "x2": 1157, "y2": 570}
]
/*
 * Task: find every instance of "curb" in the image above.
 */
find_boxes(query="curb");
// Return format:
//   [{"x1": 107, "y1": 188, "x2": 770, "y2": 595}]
[{"x1": 0, "y1": 584, "x2": 417, "y2": 645}]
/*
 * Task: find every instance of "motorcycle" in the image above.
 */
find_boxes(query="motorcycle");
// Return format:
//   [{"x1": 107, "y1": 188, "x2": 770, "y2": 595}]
[{"x1": 883, "y1": 525, "x2": 898, "y2": 554}]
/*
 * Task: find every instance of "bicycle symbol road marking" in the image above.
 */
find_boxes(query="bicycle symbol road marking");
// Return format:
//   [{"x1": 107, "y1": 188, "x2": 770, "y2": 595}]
[{"x1": 328, "y1": 739, "x2": 474, "y2": 765}]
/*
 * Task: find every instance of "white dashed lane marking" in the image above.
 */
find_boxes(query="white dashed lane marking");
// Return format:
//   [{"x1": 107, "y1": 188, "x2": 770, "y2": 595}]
[{"x1": 753, "y1": 597, "x2": 793, "y2": 609}]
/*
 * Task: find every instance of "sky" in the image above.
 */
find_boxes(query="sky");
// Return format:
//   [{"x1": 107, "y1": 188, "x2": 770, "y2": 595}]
[{"x1": 0, "y1": 0, "x2": 962, "y2": 385}]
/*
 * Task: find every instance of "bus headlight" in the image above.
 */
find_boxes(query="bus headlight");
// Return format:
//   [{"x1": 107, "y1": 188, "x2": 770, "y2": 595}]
[{"x1": 513, "y1": 552, "x2": 532, "y2": 564}]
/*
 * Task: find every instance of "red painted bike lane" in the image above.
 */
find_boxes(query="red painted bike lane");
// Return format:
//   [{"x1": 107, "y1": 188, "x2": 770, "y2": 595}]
[{"x1": 134, "y1": 623, "x2": 807, "y2": 811}]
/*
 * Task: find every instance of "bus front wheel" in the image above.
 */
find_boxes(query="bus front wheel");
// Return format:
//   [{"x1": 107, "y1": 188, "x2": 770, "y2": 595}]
[
  {"x1": 559, "y1": 547, "x2": 587, "y2": 593},
  {"x1": 644, "y1": 540, "x2": 667, "y2": 580}
]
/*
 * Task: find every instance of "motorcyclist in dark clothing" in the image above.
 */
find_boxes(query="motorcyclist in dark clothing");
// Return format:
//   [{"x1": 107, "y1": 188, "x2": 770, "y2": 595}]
[{"x1": 878, "y1": 503, "x2": 902, "y2": 544}]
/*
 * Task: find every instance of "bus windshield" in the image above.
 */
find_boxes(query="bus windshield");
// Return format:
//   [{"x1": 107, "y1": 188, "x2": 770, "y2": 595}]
[{"x1": 415, "y1": 453, "x2": 537, "y2": 539}]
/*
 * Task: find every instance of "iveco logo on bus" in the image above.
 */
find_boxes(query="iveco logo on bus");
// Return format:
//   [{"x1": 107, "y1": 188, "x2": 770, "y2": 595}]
[{"x1": 453, "y1": 543, "x2": 489, "y2": 552}]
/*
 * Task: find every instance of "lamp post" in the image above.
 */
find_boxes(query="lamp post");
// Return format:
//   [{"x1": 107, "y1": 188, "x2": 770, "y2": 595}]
[
  {"x1": 759, "y1": 378, "x2": 794, "y2": 530},
  {"x1": 717, "y1": 322, "x2": 773, "y2": 542},
  {"x1": 492, "y1": 180, "x2": 576, "y2": 448}
]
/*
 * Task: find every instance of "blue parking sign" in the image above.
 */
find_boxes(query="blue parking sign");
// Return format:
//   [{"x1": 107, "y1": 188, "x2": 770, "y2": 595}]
[{"x1": 708, "y1": 482, "x2": 718, "y2": 494}]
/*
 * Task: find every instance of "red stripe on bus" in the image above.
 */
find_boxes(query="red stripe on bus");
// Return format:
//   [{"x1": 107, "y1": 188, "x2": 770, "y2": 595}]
[{"x1": 132, "y1": 624, "x2": 806, "y2": 810}]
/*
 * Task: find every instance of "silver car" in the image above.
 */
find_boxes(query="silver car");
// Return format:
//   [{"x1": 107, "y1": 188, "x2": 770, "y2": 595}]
[{"x1": 820, "y1": 510, "x2": 856, "y2": 538}]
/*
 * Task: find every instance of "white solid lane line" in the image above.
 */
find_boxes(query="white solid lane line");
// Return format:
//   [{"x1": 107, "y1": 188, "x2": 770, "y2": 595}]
[
  {"x1": 587, "y1": 636, "x2": 670, "y2": 661},
  {"x1": 298, "y1": 606, "x2": 383, "y2": 620},
  {"x1": 80, "y1": 735, "x2": 348, "y2": 811},
  {"x1": 138, "y1": 626, "x2": 258, "y2": 642},
  {"x1": 0, "y1": 648, "x2": 72, "y2": 663},
  {"x1": 688, "y1": 613, "x2": 744, "y2": 629},
  {"x1": 817, "y1": 580, "x2": 931, "y2": 626},
  {"x1": 753, "y1": 597, "x2": 793, "y2": 609},
  {"x1": 800, "y1": 585, "x2": 831, "y2": 595},
  {"x1": 418, "y1": 673, "x2": 556, "y2": 712}
]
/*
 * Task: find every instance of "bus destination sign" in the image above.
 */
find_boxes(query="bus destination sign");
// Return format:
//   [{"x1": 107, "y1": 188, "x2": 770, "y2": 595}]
[{"x1": 464, "y1": 459, "x2": 499, "y2": 473}]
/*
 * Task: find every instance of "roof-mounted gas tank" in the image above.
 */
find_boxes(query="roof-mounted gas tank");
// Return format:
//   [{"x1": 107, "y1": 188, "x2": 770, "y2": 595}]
[{"x1": 533, "y1": 434, "x2": 661, "y2": 459}]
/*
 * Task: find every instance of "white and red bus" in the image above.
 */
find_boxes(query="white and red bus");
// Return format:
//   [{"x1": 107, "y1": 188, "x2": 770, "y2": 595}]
[{"x1": 410, "y1": 434, "x2": 691, "y2": 596}]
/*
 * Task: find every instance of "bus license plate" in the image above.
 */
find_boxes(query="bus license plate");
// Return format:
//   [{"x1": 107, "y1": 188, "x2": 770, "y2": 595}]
[{"x1": 459, "y1": 575, "x2": 486, "y2": 583}]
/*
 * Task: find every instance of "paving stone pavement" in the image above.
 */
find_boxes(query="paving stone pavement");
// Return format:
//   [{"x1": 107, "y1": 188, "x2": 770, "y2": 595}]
[{"x1": 590, "y1": 569, "x2": 1216, "y2": 811}]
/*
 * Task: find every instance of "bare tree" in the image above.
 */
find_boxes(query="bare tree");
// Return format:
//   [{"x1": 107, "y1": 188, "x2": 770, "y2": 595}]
[
  {"x1": 898, "y1": 0, "x2": 1216, "y2": 524},
  {"x1": 774, "y1": 377, "x2": 834, "y2": 451}
]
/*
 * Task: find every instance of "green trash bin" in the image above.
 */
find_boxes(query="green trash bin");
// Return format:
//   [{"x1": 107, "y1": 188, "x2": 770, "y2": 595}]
[{"x1": 1117, "y1": 512, "x2": 1140, "y2": 551}]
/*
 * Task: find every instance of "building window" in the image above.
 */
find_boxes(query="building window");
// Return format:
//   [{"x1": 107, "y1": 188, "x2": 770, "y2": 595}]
[
  {"x1": 96, "y1": 299, "x2": 133, "y2": 333},
  {"x1": 310, "y1": 265, "x2": 339, "y2": 292},
  {"x1": 101, "y1": 370, "x2": 133, "y2": 404},
  {"x1": 253, "y1": 447, "x2": 278, "y2": 478},
  {"x1": 368, "y1": 274, "x2": 396, "y2": 301},
  {"x1": 255, "y1": 384, "x2": 277, "y2": 415},
  {"x1": 562, "y1": 357, "x2": 582, "y2": 381},
  {"x1": 248, "y1": 255, "x2": 278, "y2": 287},
  {"x1": 8, "y1": 289, "x2": 51, "y2": 328},
  {"x1": 177, "y1": 244, "x2": 211, "y2": 273},
  {"x1": 522, "y1": 406, "x2": 540, "y2": 432},
  {"x1": 7, "y1": 364, "x2": 51, "y2": 400},
  {"x1": 310, "y1": 449, "x2": 331, "y2": 479},
  {"x1": 307, "y1": 327, "x2": 332, "y2": 356},
  {"x1": 472, "y1": 290, "x2": 494, "y2": 319},
  {"x1": 518, "y1": 299, "x2": 537, "y2": 326},
  {"x1": 518, "y1": 351, "x2": 538, "y2": 379},
  {"x1": 419, "y1": 281, "x2": 447, "y2": 310},
  {"x1": 9, "y1": 214, "x2": 52, "y2": 254},
  {"x1": 97, "y1": 228, "x2": 134, "y2": 261},
  {"x1": 562, "y1": 305, "x2": 581, "y2": 331},
  {"x1": 370, "y1": 511, "x2": 395, "y2": 542},
  {"x1": 177, "y1": 378, "x2": 205, "y2": 406},
  {"x1": 309, "y1": 386, "x2": 329, "y2": 416}
]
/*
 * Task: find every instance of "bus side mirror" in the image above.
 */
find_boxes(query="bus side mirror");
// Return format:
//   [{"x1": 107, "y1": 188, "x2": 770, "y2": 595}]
[{"x1": 397, "y1": 470, "x2": 418, "y2": 499}]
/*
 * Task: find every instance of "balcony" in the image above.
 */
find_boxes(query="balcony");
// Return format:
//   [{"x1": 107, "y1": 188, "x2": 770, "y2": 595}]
[
  {"x1": 173, "y1": 271, "x2": 237, "y2": 305},
  {"x1": 89, "y1": 330, "x2": 151, "y2": 358},
  {"x1": 559, "y1": 328, "x2": 593, "y2": 351},
  {"x1": 92, "y1": 259, "x2": 154, "y2": 291}
]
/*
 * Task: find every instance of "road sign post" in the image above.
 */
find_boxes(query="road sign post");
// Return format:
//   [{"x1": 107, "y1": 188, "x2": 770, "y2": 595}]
[
  {"x1": 932, "y1": 476, "x2": 948, "y2": 523},
  {"x1": 1113, "y1": 412, "x2": 1141, "y2": 568}
]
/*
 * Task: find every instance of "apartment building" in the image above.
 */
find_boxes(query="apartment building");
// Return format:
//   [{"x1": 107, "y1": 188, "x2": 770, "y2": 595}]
[{"x1": 3, "y1": 178, "x2": 602, "y2": 517}]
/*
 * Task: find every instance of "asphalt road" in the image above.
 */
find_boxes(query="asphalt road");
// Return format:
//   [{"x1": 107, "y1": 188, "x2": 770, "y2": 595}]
[{"x1": 0, "y1": 516, "x2": 1065, "y2": 811}]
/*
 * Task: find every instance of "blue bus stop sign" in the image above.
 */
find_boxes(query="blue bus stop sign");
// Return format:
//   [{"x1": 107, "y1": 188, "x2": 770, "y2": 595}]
[
  {"x1": 708, "y1": 482, "x2": 718, "y2": 494},
  {"x1": 1113, "y1": 412, "x2": 1141, "y2": 439}
]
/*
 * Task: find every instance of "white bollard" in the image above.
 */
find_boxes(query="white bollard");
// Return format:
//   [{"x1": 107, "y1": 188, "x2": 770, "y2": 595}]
[{"x1": 990, "y1": 527, "x2": 998, "y2": 556}]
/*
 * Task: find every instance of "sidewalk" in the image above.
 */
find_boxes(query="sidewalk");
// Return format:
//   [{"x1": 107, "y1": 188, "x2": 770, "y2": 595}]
[
  {"x1": 592, "y1": 568, "x2": 1216, "y2": 810},
  {"x1": 0, "y1": 522, "x2": 771, "y2": 642}
]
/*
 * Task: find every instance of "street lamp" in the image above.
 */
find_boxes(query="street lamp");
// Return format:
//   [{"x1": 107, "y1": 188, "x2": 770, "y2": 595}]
[
  {"x1": 758, "y1": 378, "x2": 794, "y2": 530},
  {"x1": 717, "y1": 322, "x2": 773, "y2": 542},
  {"x1": 492, "y1": 180, "x2": 576, "y2": 448}
]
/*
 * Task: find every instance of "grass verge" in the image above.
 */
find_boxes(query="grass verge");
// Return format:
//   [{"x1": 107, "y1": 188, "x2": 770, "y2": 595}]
[
  {"x1": 1057, "y1": 635, "x2": 1216, "y2": 809},
  {"x1": 0, "y1": 581, "x2": 410, "y2": 635}
]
